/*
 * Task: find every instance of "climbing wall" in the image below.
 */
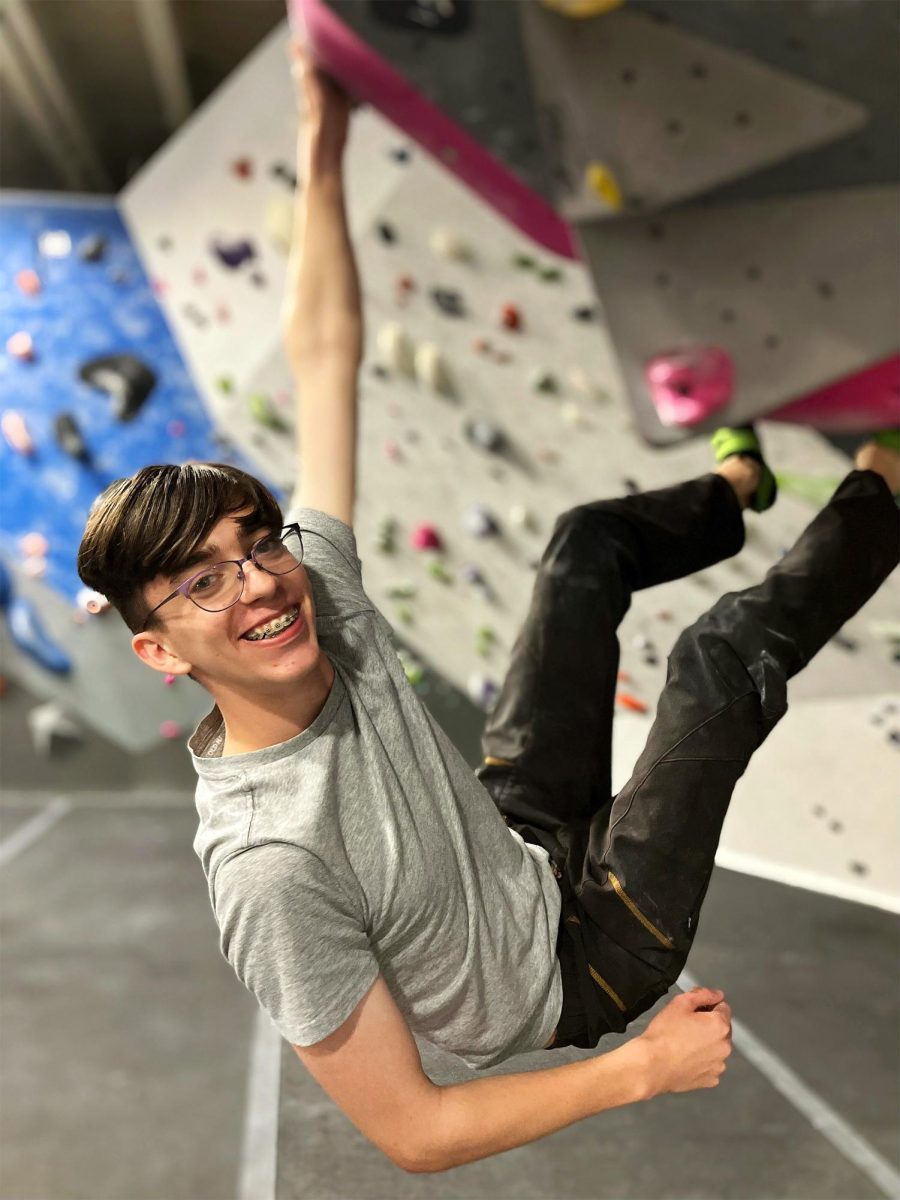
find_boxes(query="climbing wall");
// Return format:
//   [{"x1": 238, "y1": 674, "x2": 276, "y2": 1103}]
[{"x1": 2, "y1": 21, "x2": 897, "y2": 909}]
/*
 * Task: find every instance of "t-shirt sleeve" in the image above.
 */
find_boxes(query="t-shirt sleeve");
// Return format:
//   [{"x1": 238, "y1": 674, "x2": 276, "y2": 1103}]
[
  {"x1": 282, "y1": 504, "x2": 375, "y2": 620},
  {"x1": 212, "y1": 843, "x2": 380, "y2": 1046}
]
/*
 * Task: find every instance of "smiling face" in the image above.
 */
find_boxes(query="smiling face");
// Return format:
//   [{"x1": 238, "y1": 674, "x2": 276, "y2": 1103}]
[{"x1": 130, "y1": 506, "x2": 326, "y2": 696}]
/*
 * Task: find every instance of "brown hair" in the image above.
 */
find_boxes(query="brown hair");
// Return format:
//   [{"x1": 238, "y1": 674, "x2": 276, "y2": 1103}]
[{"x1": 77, "y1": 462, "x2": 284, "y2": 638}]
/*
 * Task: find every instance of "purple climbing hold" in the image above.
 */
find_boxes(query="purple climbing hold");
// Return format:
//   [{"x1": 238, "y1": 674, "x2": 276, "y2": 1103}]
[
  {"x1": 211, "y1": 238, "x2": 256, "y2": 270},
  {"x1": 464, "y1": 505, "x2": 500, "y2": 537}
]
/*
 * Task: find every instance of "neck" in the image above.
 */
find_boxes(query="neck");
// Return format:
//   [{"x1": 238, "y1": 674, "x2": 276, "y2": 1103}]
[{"x1": 214, "y1": 653, "x2": 336, "y2": 755}]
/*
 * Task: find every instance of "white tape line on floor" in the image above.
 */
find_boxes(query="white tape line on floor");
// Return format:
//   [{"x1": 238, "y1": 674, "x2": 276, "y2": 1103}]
[
  {"x1": 679, "y1": 969, "x2": 900, "y2": 1200},
  {"x1": 0, "y1": 797, "x2": 72, "y2": 867},
  {"x1": 238, "y1": 1008, "x2": 283, "y2": 1200}
]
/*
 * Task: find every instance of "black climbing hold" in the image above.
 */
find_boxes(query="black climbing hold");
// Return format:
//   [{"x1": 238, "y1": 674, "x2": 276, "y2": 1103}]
[
  {"x1": 623, "y1": 478, "x2": 640, "y2": 495},
  {"x1": 389, "y1": 147, "x2": 411, "y2": 163},
  {"x1": 270, "y1": 161, "x2": 297, "y2": 189},
  {"x1": 431, "y1": 288, "x2": 465, "y2": 318},
  {"x1": 828, "y1": 820, "x2": 843, "y2": 833},
  {"x1": 812, "y1": 804, "x2": 826, "y2": 817},
  {"x1": 643, "y1": 655, "x2": 659, "y2": 667},
  {"x1": 831, "y1": 632, "x2": 858, "y2": 652},
  {"x1": 848, "y1": 861, "x2": 869, "y2": 876},
  {"x1": 78, "y1": 353, "x2": 156, "y2": 422},
  {"x1": 572, "y1": 305, "x2": 596, "y2": 322},
  {"x1": 157, "y1": 236, "x2": 173, "y2": 251},
  {"x1": 376, "y1": 221, "x2": 397, "y2": 244},
  {"x1": 78, "y1": 234, "x2": 106, "y2": 262},
  {"x1": 372, "y1": 364, "x2": 389, "y2": 379},
  {"x1": 54, "y1": 412, "x2": 90, "y2": 463},
  {"x1": 249, "y1": 271, "x2": 266, "y2": 288},
  {"x1": 889, "y1": 730, "x2": 900, "y2": 748},
  {"x1": 211, "y1": 237, "x2": 256, "y2": 270}
]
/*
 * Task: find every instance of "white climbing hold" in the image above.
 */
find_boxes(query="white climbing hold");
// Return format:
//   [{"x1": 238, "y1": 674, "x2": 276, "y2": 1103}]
[
  {"x1": 567, "y1": 367, "x2": 607, "y2": 402},
  {"x1": 561, "y1": 401, "x2": 584, "y2": 427},
  {"x1": 414, "y1": 342, "x2": 452, "y2": 395},
  {"x1": 264, "y1": 194, "x2": 294, "y2": 255},
  {"x1": 508, "y1": 505, "x2": 536, "y2": 532},
  {"x1": 75, "y1": 587, "x2": 111, "y2": 615},
  {"x1": 377, "y1": 322, "x2": 416, "y2": 376},
  {"x1": 429, "y1": 227, "x2": 473, "y2": 262},
  {"x1": 27, "y1": 700, "x2": 82, "y2": 757}
]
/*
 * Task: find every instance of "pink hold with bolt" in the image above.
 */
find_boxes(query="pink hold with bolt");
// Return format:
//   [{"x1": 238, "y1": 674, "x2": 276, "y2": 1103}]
[
  {"x1": 411, "y1": 523, "x2": 442, "y2": 551},
  {"x1": 644, "y1": 346, "x2": 734, "y2": 427}
]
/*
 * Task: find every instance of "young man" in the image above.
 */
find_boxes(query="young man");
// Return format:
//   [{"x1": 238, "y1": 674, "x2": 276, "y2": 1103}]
[{"x1": 77, "y1": 44, "x2": 900, "y2": 1175}]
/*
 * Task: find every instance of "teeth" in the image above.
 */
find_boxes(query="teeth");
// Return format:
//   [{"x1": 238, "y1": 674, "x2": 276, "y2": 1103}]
[{"x1": 245, "y1": 607, "x2": 299, "y2": 641}]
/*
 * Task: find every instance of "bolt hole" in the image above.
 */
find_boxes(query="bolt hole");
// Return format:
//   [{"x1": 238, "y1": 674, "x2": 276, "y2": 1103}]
[
  {"x1": 690, "y1": 63, "x2": 708, "y2": 79},
  {"x1": 746, "y1": 265, "x2": 762, "y2": 281},
  {"x1": 666, "y1": 119, "x2": 683, "y2": 135},
  {"x1": 785, "y1": 36, "x2": 806, "y2": 52},
  {"x1": 622, "y1": 68, "x2": 637, "y2": 84},
  {"x1": 816, "y1": 280, "x2": 835, "y2": 299},
  {"x1": 735, "y1": 111, "x2": 752, "y2": 127},
  {"x1": 764, "y1": 334, "x2": 780, "y2": 350}
]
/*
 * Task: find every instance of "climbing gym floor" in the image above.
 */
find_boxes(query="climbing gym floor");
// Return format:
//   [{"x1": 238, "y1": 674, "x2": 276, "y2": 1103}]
[{"x1": 1, "y1": 666, "x2": 897, "y2": 1200}]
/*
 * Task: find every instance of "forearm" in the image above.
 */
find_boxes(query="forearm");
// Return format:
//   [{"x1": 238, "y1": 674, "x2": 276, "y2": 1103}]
[
  {"x1": 283, "y1": 164, "x2": 363, "y2": 361},
  {"x1": 425, "y1": 1037, "x2": 651, "y2": 1173}
]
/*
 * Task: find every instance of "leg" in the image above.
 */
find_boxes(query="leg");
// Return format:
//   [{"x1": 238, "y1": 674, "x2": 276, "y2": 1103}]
[
  {"x1": 558, "y1": 469, "x2": 900, "y2": 1049},
  {"x1": 476, "y1": 473, "x2": 745, "y2": 858}
]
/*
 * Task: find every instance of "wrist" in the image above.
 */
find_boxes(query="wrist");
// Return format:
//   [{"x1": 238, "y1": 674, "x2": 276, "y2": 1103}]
[{"x1": 625, "y1": 1035, "x2": 660, "y2": 1103}]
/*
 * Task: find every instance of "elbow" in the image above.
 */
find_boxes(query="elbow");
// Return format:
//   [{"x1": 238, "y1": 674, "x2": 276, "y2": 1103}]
[{"x1": 394, "y1": 1133, "x2": 448, "y2": 1175}]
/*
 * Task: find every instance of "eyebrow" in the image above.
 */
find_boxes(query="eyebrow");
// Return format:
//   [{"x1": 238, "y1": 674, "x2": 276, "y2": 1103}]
[{"x1": 167, "y1": 526, "x2": 271, "y2": 583}]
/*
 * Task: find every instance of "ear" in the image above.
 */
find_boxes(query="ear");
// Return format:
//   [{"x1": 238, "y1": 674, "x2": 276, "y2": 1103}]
[{"x1": 131, "y1": 629, "x2": 193, "y2": 677}]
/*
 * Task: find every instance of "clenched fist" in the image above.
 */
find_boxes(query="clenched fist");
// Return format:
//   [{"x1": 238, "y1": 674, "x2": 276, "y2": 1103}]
[{"x1": 639, "y1": 986, "x2": 733, "y2": 1098}]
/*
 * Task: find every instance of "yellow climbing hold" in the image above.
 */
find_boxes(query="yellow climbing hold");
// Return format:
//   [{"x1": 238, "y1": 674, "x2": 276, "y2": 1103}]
[
  {"x1": 539, "y1": 0, "x2": 624, "y2": 17},
  {"x1": 585, "y1": 162, "x2": 624, "y2": 210}
]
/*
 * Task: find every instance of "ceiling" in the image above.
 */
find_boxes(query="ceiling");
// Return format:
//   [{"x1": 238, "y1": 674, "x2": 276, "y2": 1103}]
[{"x1": 0, "y1": 0, "x2": 285, "y2": 195}]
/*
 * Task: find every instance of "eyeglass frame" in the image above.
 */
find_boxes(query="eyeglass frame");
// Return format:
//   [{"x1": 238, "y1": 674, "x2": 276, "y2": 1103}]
[{"x1": 139, "y1": 523, "x2": 304, "y2": 632}]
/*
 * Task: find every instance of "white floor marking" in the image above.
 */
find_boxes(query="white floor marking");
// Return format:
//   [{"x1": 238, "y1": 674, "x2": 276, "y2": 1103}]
[
  {"x1": 0, "y1": 797, "x2": 71, "y2": 867},
  {"x1": 238, "y1": 1009, "x2": 283, "y2": 1200},
  {"x1": 679, "y1": 968, "x2": 900, "y2": 1199}
]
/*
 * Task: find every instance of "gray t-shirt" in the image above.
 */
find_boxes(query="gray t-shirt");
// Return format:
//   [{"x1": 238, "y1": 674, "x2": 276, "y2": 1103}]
[{"x1": 189, "y1": 506, "x2": 562, "y2": 1071}]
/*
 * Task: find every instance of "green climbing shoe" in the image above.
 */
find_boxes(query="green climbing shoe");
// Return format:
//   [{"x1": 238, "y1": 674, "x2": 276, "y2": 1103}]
[
  {"x1": 873, "y1": 429, "x2": 900, "y2": 455},
  {"x1": 710, "y1": 425, "x2": 778, "y2": 513}
]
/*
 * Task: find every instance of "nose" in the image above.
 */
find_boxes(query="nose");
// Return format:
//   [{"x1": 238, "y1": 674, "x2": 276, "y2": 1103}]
[{"x1": 238, "y1": 558, "x2": 281, "y2": 603}]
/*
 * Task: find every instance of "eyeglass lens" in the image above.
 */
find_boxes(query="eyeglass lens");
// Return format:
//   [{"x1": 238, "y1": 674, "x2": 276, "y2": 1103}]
[{"x1": 188, "y1": 529, "x2": 303, "y2": 612}]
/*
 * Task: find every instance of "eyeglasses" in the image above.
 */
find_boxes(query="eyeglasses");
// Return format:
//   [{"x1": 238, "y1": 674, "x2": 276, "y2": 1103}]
[{"x1": 141, "y1": 524, "x2": 304, "y2": 631}]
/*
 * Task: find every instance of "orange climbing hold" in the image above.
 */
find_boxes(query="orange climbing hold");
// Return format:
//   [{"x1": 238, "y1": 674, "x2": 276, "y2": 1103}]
[{"x1": 616, "y1": 691, "x2": 648, "y2": 713}]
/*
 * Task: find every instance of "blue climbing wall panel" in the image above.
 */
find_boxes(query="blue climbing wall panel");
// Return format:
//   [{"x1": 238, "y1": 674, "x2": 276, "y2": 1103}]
[{"x1": 0, "y1": 193, "x2": 281, "y2": 607}]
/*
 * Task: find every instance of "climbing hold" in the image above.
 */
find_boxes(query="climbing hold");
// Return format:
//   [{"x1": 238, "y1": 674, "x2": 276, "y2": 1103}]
[
  {"x1": 645, "y1": 347, "x2": 734, "y2": 427},
  {"x1": 1, "y1": 411, "x2": 34, "y2": 455},
  {"x1": 500, "y1": 303, "x2": 522, "y2": 331},
  {"x1": 465, "y1": 418, "x2": 506, "y2": 453},
  {"x1": 431, "y1": 288, "x2": 466, "y2": 318},
  {"x1": 567, "y1": 367, "x2": 607, "y2": 402},
  {"x1": 389, "y1": 146, "x2": 411, "y2": 163},
  {"x1": 217, "y1": 376, "x2": 234, "y2": 394},
  {"x1": 249, "y1": 393, "x2": 290, "y2": 433},
  {"x1": 512, "y1": 253, "x2": 536, "y2": 270},
  {"x1": 623, "y1": 478, "x2": 640, "y2": 495},
  {"x1": 395, "y1": 274, "x2": 417, "y2": 298},
  {"x1": 75, "y1": 587, "x2": 110, "y2": 615},
  {"x1": 632, "y1": 634, "x2": 651, "y2": 650},
  {"x1": 54, "y1": 412, "x2": 90, "y2": 463},
  {"x1": 211, "y1": 237, "x2": 256, "y2": 270},
  {"x1": 164, "y1": 673, "x2": 177, "y2": 686},
  {"x1": 584, "y1": 162, "x2": 624, "y2": 211},
  {"x1": 77, "y1": 234, "x2": 106, "y2": 262},
  {"x1": 384, "y1": 439, "x2": 402, "y2": 461},
  {"x1": 656, "y1": 610, "x2": 674, "y2": 621},
  {"x1": 616, "y1": 670, "x2": 630, "y2": 683},
  {"x1": 398, "y1": 652, "x2": 425, "y2": 686},
  {"x1": 386, "y1": 583, "x2": 418, "y2": 599},
  {"x1": 376, "y1": 517, "x2": 399, "y2": 554},
  {"x1": 476, "y1": 626, "x2": 497, "y2": 657},
  {"x1": 377, "y1": 322, "x2": 416, "y2": 376},
  {"x1": 538, "y1": 266, "x2": 563, "y2": 283},
  {"x1": 830, "y1": 632, "x2": 858, "y2": 652},
  {"x1": 249, "y1": 271, "x2": 267, "y2": 288},
  {"x1": 265, "y1": 194, "x2": 294, "y2": 255},
  {"x1": 467, "y1": 671, "x2": 499, "y2": 711},
  {"x1": 270, "y1": 161, "x2": 298, "y2": 189},
  {"x1": 429, "y1": 227, "x2": 473, "y2": 262},
  {"x1": 530, "y1": 370, "x2": 559, "y2": 395},
  {"x1": 536, "y1": 447, "x2": 559, "y2": 464},
  {"x1": 27, "y1": 700, "x2": 82, "y2": 756},
  {"x1": 540, "y1": 0, "x2": 624, "y2": 15},
  {"x1": 396, "y1": 604, "x2": 414, "y2": 625},
  {"x1": 508, "y1": 505, "x2": 536, "y2": 532},
  {"x1": 167, "y1": 418, "x2": 186, "y2": 438},
  {"x1": 20, "y1": 532, "x2": 48, "y2": 558},
  {"x1": 561, "y1": 402, "x2": 584, "y2": 427},
  {"x1": 231, "y1": 157, "x2": 253, "y2": 180},
  {"x1": 411, "y1": 523, "x2": 442, "y2": 551},
  {"x1": 889, "y1": 730, "x2": 900, "y2": 748},
  {"x1": 616, "y1": 692, "x2": 648, "y2": 714},
  {"x1": 21, "y1": 558, "x2": 47, "y2": 579},
  {"x1": 643, "y1": 654, "x2": 660, "y2": 667},
  {"x1": 376, "y1": 221, "x2": 397, "y2": 244},
  {"x1": 572, "y1": 305, "x2": 595, "y2": 322},
  {"x1": 414, "y1": 342, "x2": 453, "y2": 395},
  {"x1": 7, "y1": 331, "x2": 35, "y2": 361},
  {"x1": 464, "y1": 505, "x2": 500, "y2": 537},
  {"x1": 78, "y1": 353, "x2": 157, "y2": 421},
  {"x1": 427, "y1": 559, "x2": 453, "y2": 583},
  {"x1": 15, "y1": 269, "x2": 41, "y2": 296},
  {"x1": 159, "y1": 720, "x2": 183, "y2": 739},
  {"x1": 463, "y1": 564, "x2": 485, "y2": 585},
  {"x1": 39, "y1": 230, "x2": 71, "y2": 258}
]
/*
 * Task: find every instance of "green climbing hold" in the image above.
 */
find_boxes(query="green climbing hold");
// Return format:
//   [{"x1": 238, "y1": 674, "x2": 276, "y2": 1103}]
[
  {"x1": 512, "y1": 253, "x2": 536, "y2": 270},
  {"x1": 539, "y1": 266, "x2": 563, "y2": 283},
  {"x1": 248, "y1": 393, "x2": 289, "y2": 433},
  {"x1": 427, "y1": 560, "x2": 453, "y2": 583}
]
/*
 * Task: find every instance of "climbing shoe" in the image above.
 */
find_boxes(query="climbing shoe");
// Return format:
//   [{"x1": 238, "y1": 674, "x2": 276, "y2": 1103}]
[{"x1": 710, "y1": 425, "x2": 778, "y2": 513}]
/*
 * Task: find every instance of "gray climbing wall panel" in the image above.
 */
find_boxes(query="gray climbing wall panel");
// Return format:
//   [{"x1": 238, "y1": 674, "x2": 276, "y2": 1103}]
[
  {"x1": 518, "y1": 4, "x2": 867, "y2": 221},
  {"x1": 575, "y1": 184, "x2": 900, "y2": 444}
]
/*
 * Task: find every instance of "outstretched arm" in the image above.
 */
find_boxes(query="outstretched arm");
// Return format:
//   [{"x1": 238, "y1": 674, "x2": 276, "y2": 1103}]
[{"x1": 282, "y1": 42, "x2": 362, "y2": 526}]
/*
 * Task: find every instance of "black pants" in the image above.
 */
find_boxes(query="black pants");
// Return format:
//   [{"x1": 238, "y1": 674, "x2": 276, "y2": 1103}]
[{"x1": 475, "y1": 470, "x2": 899, "y2": 1050}]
